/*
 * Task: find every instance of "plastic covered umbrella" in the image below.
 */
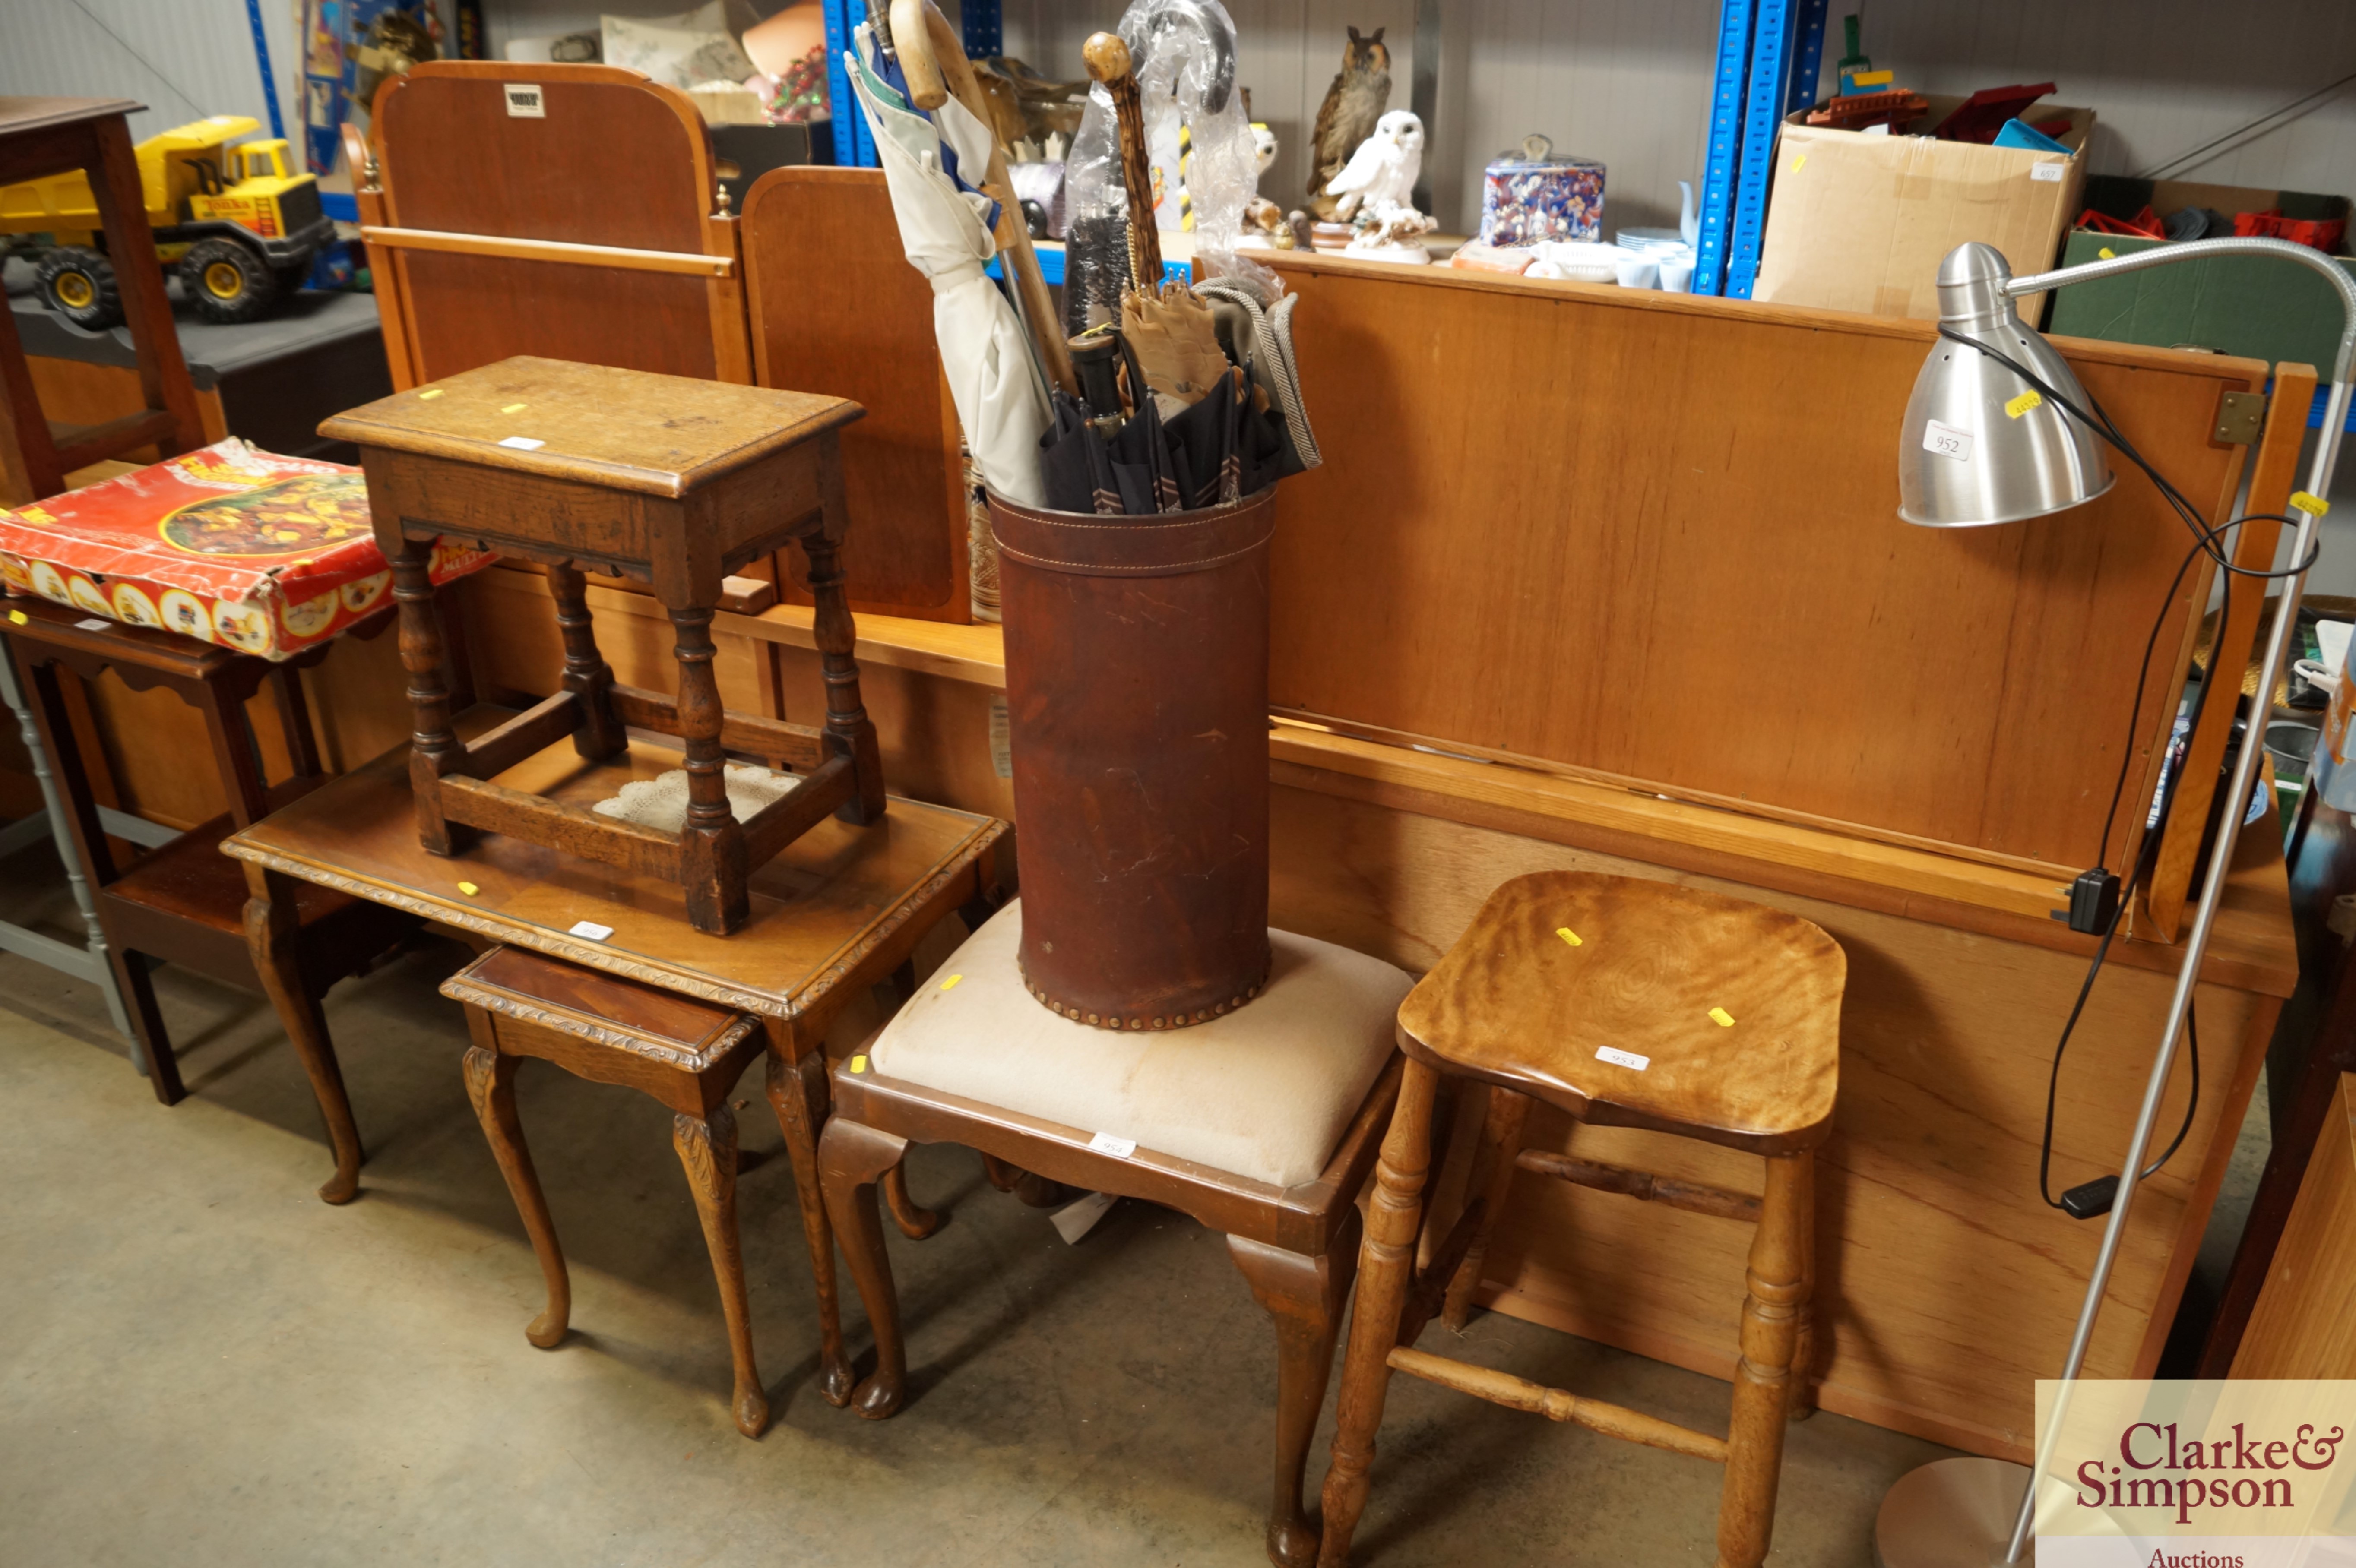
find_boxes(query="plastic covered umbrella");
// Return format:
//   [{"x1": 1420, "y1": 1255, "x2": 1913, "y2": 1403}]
[{"x1": 846, "y1": 25, "x2": 1051, "y2": 507}]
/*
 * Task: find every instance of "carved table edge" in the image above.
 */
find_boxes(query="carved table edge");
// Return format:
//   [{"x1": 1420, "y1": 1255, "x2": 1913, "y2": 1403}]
[
  {"x1": 221, "y1": 817, "x2": 1007, "y2": 1024},
  {"x1": 439, "y1": 971, "x2": 760, "y2": 1071}
]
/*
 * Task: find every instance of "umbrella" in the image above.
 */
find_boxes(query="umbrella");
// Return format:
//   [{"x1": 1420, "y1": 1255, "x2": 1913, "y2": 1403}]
[{"x1": 846, "y1": 25, "x2": 1052, "y2": 508}]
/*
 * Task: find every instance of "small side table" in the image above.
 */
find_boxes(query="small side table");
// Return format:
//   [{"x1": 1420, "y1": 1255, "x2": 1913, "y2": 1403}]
[
  {"x1": 0, "y1": 97, "x2": 208, "y2": 504},
  {"x1": 7, "y1": 598, "x2": 414, "y2": 1126},
  {"x1": 320, "y1": 356, "x2": 884, "y2": 935}
]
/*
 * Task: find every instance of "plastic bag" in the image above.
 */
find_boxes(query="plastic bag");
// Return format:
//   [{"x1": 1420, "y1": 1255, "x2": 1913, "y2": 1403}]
[{"x1": 1061, "y1": 0, "x2": 1274, "y2": 333}]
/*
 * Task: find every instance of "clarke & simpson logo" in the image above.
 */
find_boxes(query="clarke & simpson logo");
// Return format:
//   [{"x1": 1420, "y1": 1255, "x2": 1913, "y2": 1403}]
[{"x1": 2032, "y1": 1382, "x2": 2356, "y2": 1568}]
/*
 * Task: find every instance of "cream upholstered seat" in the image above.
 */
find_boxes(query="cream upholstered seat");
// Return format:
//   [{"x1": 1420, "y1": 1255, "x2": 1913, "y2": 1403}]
[{"x1": 868, "y1": 901, "x2": 1411, "y2": 1189}]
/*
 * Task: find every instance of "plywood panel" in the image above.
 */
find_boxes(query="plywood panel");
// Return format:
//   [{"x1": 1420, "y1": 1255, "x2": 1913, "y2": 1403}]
[{"x1": 1262, "y1": 254, "x2": 2258, "y2": 875}]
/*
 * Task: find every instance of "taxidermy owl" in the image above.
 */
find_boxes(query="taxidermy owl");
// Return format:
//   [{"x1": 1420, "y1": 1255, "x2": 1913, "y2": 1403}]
[
  {"x1": 1324, "y1": 110, "x2": 1424, "y2": 221},
  {"x1": 1308, "y1": 26, "x2": 1391, "y2": 209}
]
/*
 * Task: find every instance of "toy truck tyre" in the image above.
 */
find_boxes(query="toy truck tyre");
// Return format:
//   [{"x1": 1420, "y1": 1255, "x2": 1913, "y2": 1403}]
[
  {"x1": 180, "y1": 237, "x2": 278, "y2": 324},
  {"x1": 35, "y1": 247, "x2": 123, "y2": 330}
]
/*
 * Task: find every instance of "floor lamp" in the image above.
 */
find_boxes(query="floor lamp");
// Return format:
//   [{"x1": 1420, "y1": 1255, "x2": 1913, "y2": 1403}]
[{"x1": 1873, "y1": 237, "x2": 2356, "y2": 1568}]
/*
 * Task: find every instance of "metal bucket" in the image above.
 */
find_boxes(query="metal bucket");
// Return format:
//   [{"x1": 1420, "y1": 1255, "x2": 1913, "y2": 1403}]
[{"x1": 989, "y1": 488, "x2": 1275, "y2": 1031}]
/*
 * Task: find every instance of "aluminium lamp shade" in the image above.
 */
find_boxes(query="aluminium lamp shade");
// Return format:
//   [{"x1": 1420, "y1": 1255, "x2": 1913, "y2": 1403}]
[{"x1": 1897, "y1": 242, "x2": 2115, "y2": 527}]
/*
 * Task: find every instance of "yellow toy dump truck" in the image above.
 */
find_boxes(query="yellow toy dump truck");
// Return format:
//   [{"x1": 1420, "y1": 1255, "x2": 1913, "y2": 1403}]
[{"x1": 0, "y1": 114, "x2": 331, "y2": 330}]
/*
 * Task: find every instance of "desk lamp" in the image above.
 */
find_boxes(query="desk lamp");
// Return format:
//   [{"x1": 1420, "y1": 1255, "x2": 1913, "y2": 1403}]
[{"x1": 1875, "y1": 238, "x2": 2356, "y2": 1566}]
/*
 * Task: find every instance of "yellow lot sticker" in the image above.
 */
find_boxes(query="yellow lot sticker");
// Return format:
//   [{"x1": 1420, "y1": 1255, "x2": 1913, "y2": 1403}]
[
  {"x1": 849, "y1": 1055, "x2": 868, "y2": 1074},
  {"x1": 418, "y1": 389, "x2": 443, "y2": 399},
  {"x1": 2292, "y1": 491, "x2": 2331, "y2": 518},
  {"x1": 2004, "y1": 390, "x2": 2044, "y2": 419},
  {"x1": 501, "y1": 402, "x2": 527, "y2": 414},
  {"x1": 457, "y1": 881, "x2": 479, "y2": 896},
  {"x1": 1556, "y1": 927, "x2": 1583, "y2": 948},
  {"x1": 1709, "y1": 1007, "x2": 1736, "y2": 1027},
  {"x1": 940, "y1": 973, "x2": 963, "y2": 990}
]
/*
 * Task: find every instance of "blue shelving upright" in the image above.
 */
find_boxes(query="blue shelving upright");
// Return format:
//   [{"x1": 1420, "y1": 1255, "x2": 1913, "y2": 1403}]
[{"x1": 1691, "y1": 0, "x2": 1758, "y2": 297}]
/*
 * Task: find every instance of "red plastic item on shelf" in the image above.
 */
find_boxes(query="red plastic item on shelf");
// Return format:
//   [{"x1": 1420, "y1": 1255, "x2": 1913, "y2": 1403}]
[
  {"x1": 2231, "y1": 208, "x2": 2349, "y2": 253},
  {"x1": 1933, "y1": 82, "x2": 2059, "y2": 143},
  {"x1": 2077, "y1": 205, "x2": 2166, "y2": 239}
]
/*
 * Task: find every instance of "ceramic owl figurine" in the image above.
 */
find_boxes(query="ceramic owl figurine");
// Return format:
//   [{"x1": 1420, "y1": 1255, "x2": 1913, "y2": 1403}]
[
  {"x1": 1325, "y1": 110, "x2": 1424, "y2": 221},
  {"x1": 1308, "y1": 25, "x2": 1391, "y2": 216}
]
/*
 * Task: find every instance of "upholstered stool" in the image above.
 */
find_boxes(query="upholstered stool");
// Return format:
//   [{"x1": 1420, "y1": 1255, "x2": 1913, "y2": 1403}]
[
  {"x1": 820, "y1": 900, "x2": 1412, "y2": 1568},
  {"x1": 1315, "y1": 871, "x2": 1845, "y2": 1568}
]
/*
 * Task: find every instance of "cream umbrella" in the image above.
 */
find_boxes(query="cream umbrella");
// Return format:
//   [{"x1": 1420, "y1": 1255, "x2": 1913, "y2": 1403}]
[{"x1": 846, "y1": 25, "x2": 1051, "y2": 507}]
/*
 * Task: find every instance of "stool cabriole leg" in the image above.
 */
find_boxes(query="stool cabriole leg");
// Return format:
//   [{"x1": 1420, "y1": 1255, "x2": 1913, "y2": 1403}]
[
  {"x1": 882, "y1": 1163, "x2": 942, "y2": 1239},
  {"x1": 1317, "y1": 1054, "x2": 1443, "y2": 1568},
  {"x1": 1231, "y1": 1214, "x2": 1359, "y2": 1568},
  {"x1": 461, "y1": 1037, "x2": 571, "y2": 1348},
  {"x1": 674, "y1": 1101, "x2": 769, "y2": 1438},
  {"x1": 1716, "y1": 1149, "x2": 1813, "y2": 1568},
  {"x1": 668, "y1": 603, "x2": 748, "y2": 935},
  {"x1": 546, "y1": 561, "x2": 625, "y2": 759},
  {"x1": 819, "y1": 1115, "x2": 913, "y2": 1419}
]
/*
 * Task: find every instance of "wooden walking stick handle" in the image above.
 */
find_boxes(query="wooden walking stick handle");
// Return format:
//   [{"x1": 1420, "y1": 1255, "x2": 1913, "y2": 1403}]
[
  {"x1": 1082, "y1": 32, "x2": 1165, "y2": 296},
  {"x1": 889, "y1": 0, "x2": 1078, "y2": 396}
]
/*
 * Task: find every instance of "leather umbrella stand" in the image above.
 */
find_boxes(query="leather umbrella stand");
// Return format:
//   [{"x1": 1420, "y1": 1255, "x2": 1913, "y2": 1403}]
[{"x1": 988, "y1": 488, "x2": 1276, "y2": 1031}]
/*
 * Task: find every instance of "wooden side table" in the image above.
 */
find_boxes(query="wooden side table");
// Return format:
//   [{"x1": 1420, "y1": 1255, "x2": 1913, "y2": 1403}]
[
  {"x1": 223, "y1": 723, "x2": 1007, "y2": 1403},
  {"x1": 0, "y1": 97, "x2": 207, "y2": 505},
  {"x1": 320, "y1": 356, "x2": 884, "y2": 935},
  {"x1": 8, "y1": 597, "x2": 413, "y2": 1131}
]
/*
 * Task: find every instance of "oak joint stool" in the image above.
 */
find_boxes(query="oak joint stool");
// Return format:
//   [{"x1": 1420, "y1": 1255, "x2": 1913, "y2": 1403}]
[
  {"x1": 321, "y1": 356, "x2": 886, "y2": 936},
  {"x1": 1316, "y1": 871, "x2": 1846, "y2": 1568}
]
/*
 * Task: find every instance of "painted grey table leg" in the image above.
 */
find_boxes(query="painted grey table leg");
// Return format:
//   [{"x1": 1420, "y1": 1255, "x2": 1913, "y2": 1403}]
[{"x1": 0, "y1": 632, "x2": 139, "y2": 1059}]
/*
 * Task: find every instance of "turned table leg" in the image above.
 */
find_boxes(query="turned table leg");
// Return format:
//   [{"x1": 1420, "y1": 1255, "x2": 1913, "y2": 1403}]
[
  {"x1": 818, "y1": 1114, "x2": 912, "y2": 1419},
  {"x1": 1716, "y1": 1150, "x2": 1812, "y2": 1568},
  {"x1": 241, "y1": 862, "x2": 364, "y2": 1204},
  {"x1": 668, "y1": 603, "x2": 748, "y2": 935},
  {"x1": 546, "y1": 562, "x2": 625, "y2": 760},
  {"x1": 674, "y1": 1101, "x2": 770, "y2": 1439},
  {"x1": 1317, "y1": 1055, "x2": 1442, "y2": 1568},
  {"x1": 1231, "y1": 1213, "x2": 1361, "y2": 1568},
  {"x1": 393, "y1": 539, "x2": 473, "y2": 857},
  {"x1": 763, "y1": 1045, "x2": 852, "y2": 1406},
  {"x1": 460, "y1": 1036, "x2": 570, "y2": 1348}
]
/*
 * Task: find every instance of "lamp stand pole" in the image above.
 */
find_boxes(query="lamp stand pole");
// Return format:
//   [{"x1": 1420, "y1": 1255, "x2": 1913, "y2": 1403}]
[{"x1": 1876, "y1": 237, "x2": 2356, "y2": 1568}]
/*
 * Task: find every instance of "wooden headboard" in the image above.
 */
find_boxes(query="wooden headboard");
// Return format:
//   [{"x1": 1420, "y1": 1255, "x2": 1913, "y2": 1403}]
[
  {"x1": 740, "y1": 166, "x2": 971, "y2": 623},
  {"x1": 1261, "y1": 253, "x2": 2262, "y2": 885},
  {"x1": 358, "y1": 62, "x2": 750, "y2": 389}
]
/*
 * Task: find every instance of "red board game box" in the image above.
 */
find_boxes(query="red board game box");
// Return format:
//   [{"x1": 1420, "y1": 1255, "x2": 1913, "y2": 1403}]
[{"x1": 0, "y1": 439, "x2": 490, "y2": 660}]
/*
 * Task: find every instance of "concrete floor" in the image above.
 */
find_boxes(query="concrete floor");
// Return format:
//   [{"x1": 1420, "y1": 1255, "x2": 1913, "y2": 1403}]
[{"x1": 0, "y1": 840, "x2": 1970, "y2": 1567}]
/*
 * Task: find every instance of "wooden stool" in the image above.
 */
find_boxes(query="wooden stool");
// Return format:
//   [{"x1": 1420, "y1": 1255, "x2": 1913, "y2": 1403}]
[
  {"x1": 7, "y1": 598, "x2": 414, "y2": 1152},
  {"x1": 320, "y1": 356, "x2": 884, "y2": 936},
  {"x1": 820, "y1": 900, "x2": 1412, "y2": 1568},
  {"x1": 439, "y1": 944, "x2": 943, "y2": 1438},
  {"x1": 1316, "y1": 871, "x2": 1846, "y2": 1568}
]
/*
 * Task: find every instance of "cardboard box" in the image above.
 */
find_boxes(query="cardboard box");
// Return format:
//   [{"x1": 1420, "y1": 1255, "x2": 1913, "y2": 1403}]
[
  {"x1": 1751, "y1": 96, "x2": 2093, "y2": 322},
  {"x1": 0, "y1": 439, "x2": 491, "y2": 660},
  {"x1": 2044, "y1": 176, "x2": 2355, "y2": 371}
]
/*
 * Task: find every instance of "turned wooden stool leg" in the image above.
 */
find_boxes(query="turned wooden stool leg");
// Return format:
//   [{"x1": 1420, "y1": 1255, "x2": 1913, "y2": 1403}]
[
  {"x1": 674, "y1": 1101, "x2": 770, "y2": 1438},
  {"x1": 763, "y1": 1046, "x2": 853, "y2": 1407},
  {"x1": 801, "y1": 444, "x2": 884, "y2": 824},
  {"x1": 668, "y1": 604, "x2": 749, "y2": 935},
  {"x1": 1441, "y1": 1086, "x2": 1532, "y2": 1333},
  {"x1": 1317, "y1": 1055, "x2": 1443, "y2": 1568},
  {"x1": 546, "y1": 562, "x2": 625, "y2": 759},
  {"x1": 393, "y1": 540, "x2": 473, "y2": 856},
  {"x1": 460, "y1": 1035, "x2": 570, "y2": 1348},
  {"x1": 1232, "y1": 1211, "x2": 1361, "y2": 1568},
  {"x1": 819, "y1": 1115, "x2": 913, "y2": 1419},
  {"x1": 242, "y1": 862, "x2": 364, "y2": 1204},
  {"x1": 1716, "y1": 1149, "x2": 1813, "y2": 1568}
]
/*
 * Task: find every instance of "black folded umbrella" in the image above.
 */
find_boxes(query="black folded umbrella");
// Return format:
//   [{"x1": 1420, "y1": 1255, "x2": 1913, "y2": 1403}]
[{"x1": 1035, "y1": 323, "x2": 1290, "y2": 515}]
